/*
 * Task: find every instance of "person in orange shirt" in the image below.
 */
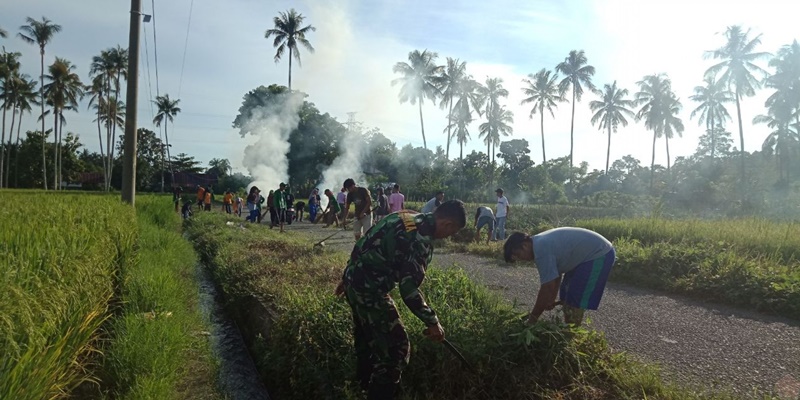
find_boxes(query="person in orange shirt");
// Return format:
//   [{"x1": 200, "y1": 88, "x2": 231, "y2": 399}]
[
  {"x1": 204, "y1": 187, "x2": 213, "y2": 211},
  {"x1": 196, "y1": 185, "x2": 205, "y2": 210},
  {"x1": 223, "y1": 189, "x2": 233, "y2": 214}
]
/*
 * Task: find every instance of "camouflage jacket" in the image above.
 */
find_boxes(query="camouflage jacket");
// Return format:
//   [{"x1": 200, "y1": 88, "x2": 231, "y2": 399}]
[{"x1": 342, "y1": 211, "x2": 439, "y2": 326}]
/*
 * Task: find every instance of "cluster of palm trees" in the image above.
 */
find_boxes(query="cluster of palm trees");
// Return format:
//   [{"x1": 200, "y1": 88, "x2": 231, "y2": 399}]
[
  {"x1": 392, "y1": 50, "x2": 516, "y2": 166},
  {"x1": 392, "y1": 26, "x2": 800, "y2": 189},
  {"x1": 0, "y1": 17, "x2": 183, "y2": 190}
]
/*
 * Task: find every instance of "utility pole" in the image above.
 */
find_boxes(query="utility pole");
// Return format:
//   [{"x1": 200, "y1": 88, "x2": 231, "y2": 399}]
[{"x1": 121, "y1": 0, "x2": 142, "y2": 205}]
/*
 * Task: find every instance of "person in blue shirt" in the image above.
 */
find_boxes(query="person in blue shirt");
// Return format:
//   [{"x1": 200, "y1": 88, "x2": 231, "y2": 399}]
[{"x1": 503, "y1": 227, "x2": 616, "y2": 326}]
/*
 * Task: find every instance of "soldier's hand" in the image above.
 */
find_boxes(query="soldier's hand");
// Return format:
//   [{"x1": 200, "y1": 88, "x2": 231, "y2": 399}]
[
  {"x1": 334, "y1": 280, "x2": 345, "y2": 297},
  {"x1": 423, "y1": 322, "x2": 445, "y2": 343}
]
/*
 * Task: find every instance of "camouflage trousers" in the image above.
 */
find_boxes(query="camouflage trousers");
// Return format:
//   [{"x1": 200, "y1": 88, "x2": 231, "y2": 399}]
[{"x1": 344, "y1": 286, "x2": 410, "y2": 389}]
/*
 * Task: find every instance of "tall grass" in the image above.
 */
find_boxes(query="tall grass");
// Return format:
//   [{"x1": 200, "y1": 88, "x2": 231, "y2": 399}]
[
  {"x1": 185, "y1": 212, "x2": 735, "y2": 399},
  {"x1": 0, "y1": 192, "x2": 218, "y2": 399},
  {"x1": 0, "y1": 192, "x2": 137, "y2": 399},
  {"x1": 95, "y1": 195, "x2": 219, "y2": 399}
]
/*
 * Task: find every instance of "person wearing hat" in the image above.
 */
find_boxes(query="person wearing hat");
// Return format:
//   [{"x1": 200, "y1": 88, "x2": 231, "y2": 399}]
[
  {"x1": 494, "y1": 188, "x2": 510, "y2": 240},
  {"x1": 503, "y1": 228, "x2": 616, "y2": 325},
  {"x1": 273, "y1": 183, "x2": 288, "y2": 233}
]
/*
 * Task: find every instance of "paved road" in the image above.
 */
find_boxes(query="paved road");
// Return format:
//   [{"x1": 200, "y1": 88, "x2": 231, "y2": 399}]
[{"x1": 285, "y1": 221, "x2": 800, "y2": 398}]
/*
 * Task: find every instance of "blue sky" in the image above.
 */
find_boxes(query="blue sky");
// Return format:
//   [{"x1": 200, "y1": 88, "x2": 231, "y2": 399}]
[{"x1": 1, "y1": 0, "x2": 798, "y2": 174}]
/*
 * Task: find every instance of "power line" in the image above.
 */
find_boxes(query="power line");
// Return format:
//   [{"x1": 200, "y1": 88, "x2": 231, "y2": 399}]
[
  {"x1": 142, "y1": 18, "x2": 155, "y2": 123},
  {"x1": 177, "y1": 0, "x2": 195, "y2": 98},
  {"x1": 150, "y1": 0, "x2": 160, "y2": 96}
]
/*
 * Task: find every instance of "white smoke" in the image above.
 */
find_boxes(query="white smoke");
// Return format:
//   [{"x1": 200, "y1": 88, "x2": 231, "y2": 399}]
[
  {"x1": 239, "y1": 92, "x2": 305, "y2": 193},
  {"x1": 317, "y1": 127, "x2": 367, "y2": 209}
]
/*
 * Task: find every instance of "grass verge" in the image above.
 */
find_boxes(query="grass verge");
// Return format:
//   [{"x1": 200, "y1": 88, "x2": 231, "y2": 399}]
[
  {"x1": 94, "y1": 195, "x2": 219, "y2": 399},
  {"x1": 442, "y1": 215, "x2": 800, "y2": 320},
  {"x1": 0, "y1": 191, "x2": 219, "y2": 399},
  {"x1": 185, "y1": 212, "x2": 737, "y2": 399}
]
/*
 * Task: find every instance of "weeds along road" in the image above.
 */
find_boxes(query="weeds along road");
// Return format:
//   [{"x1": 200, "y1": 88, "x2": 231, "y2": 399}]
[{"x1": 280, "y1": 220, "x2": 800, "y2": 397}]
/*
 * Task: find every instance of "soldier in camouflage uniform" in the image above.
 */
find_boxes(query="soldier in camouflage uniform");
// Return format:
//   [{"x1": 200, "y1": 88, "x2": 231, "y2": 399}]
[{"x1": 335, "y1": 200, "x2": 467, "y2": 399}]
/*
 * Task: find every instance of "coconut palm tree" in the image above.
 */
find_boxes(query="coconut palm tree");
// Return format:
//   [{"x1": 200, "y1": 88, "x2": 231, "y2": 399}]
[
  {"x1": 392, "y1": 49, "x2": 442, "y2": 149},
  {"x1": 690, "y1": 77, "x2": 733, "y2": 161},
  {"x1": 661, "y1": 95, "x2": 685, "y2": 171},
  {"x1": 556, "y1": 50, "x2": 596, "y2": 178},
  {"x1": 444, "y1": 97, "x2": 474, "y2": 161},
  {"x1": 477, "y1": 77, "x2": 508, "y2": 121},
  {"x1": 265, "y1": 9, "x2": 315, "y2": 90},
  {"x1": 755, "y1": 93, "x2": 800, "y2": 181},
  {"x1": 12, "y1": 76, "x2": 37, "y2": 187},
  {"x1": 589, "y1": 81, "x2": 635, "y2": 174},
  {"x1": 18, "y1": 16, "x2": 62, "y2": 189},
  {"x1": 479, "y1": 105, "x2": 514, "y2": 165},
  {"x1": 766, "y1": 40, "x2": 800, "y2": 130},
  {"x1": 0, "y1": 27, "x2": 7, "y2": 38},
  {"x1": 705, "y1": 25, "x2": 771, "y2": 183},
  {"x1": 86, "y1": 75, "x2": 107, "y2": 184},
  {"x1": 90, "y1": 46, "x2": 127, "y2": 188},
  {"x1": 521, "y1": 68, "x2": 564, "y2": 164},
  {"x1": 99, "y1": 97, "x2": 125, "y2": 189},
  {"x1": 44, "y1": 57, "x2": 83, "y2": 189},
  {"x1": 153, "y1": 94, "x2": 181, "y2": 183},
  {"x1": 0, "y1": 51, "x2": 21, "y2": 187},
  {"x1": 436, "y1": 57, "x2": 467, "y2": 158},
  {"x1": 635, "y1": 73, "x2": 673, "y2": 189}
]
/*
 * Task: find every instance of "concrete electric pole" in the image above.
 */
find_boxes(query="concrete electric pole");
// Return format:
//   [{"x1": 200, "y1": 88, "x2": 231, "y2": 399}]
[{"x1": 121, "y1": 0, "x2": 142, "y2": 205}]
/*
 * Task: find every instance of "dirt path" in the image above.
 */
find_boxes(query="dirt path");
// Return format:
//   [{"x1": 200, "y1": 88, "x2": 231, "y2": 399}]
[{"x1": 276, "y1": 220, "x2": 800, "y2": 398}]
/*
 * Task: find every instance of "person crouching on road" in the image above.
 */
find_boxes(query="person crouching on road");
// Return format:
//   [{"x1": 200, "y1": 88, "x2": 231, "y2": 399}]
[
  {"x1": 474, "y1": 206, "x2": 495, "y2": 244},
  {"x1": 334, "y1": 200, "x2": 467, "y2": 399},
  {"x1": 503, "y1": 227, "x2": 616, "y2": 326}
]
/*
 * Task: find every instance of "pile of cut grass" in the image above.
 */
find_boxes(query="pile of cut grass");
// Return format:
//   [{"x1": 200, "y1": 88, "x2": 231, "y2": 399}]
[{"x1": 186, "y1": 212, "x2": 727, "y2": 399}]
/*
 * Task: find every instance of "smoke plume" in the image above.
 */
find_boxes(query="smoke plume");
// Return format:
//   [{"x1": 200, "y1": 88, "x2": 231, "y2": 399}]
[
  {"x1": 239, "y1": 92, "x2": 305, "y2": 193},
  {"x1": 317, "y1": 127, "x2": 367, "y2": 209}
]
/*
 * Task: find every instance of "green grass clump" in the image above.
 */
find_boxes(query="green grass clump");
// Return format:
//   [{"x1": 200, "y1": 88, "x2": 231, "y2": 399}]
[
  {"x1": 186, "y1": 212, "x2": 725, "y2": 399},
  {"x1": 0, "y1": 191, "x2": 137, "y2": 399},
  {"x1": 95, "y1": 195, "x2": 219, "y2": 399}
]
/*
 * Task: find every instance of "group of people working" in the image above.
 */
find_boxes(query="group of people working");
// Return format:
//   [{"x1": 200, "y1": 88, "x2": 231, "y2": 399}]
[{"x1": 333, "y1": 181, "x2": 617, "y2": 399}]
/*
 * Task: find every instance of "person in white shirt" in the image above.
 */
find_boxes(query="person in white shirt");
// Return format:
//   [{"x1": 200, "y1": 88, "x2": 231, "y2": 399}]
[
  {"x1": 420, "y1": 191, "x2": 444, "y2": 213},
  {"x1": 494, "y1": 188, "x2": 510, "y2": 240},
  {"x1": 474, "y1": 206, "x2": 495, "y2": 243}
]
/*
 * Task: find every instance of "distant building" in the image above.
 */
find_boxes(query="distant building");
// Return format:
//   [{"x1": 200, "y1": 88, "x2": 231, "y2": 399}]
[{"x1": 171, "y1": 172, "x2": 218, "y2": 189}]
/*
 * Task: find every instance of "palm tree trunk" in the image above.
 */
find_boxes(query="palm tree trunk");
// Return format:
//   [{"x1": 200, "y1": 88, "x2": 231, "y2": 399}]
[
  {"x1": 58, "y1": 112, "x2": 64, "y2": 188},
  {"x1": 569, "y1": 88, "x2": 576, "y2": 182},
  {"x1": 605, "y1": 124, "x2": 611, "y2": 174},
  {"x1": 418, "y1": 101, "x2": 427, "y2": 149},
  {"x1": 445, "y1": 99, "x2": 453, "y2": 159},
  {"x1": 734, "y1": 93, "x2": 746, "y2": 185},
  {"x1": 165, "y1": 123, "x2": 174, "y2": 184},
  {"x1": 540, "y1": 104, "x2": 546, "y2": 164},
  {"x1": 5, "y1": 107, "x2": 17, "y2": 188},
  {"x1": 1, "y1": 105, "x2": 6, "y2": 188},
  {"x1": 709, "y1": 108, "x2": 715, "y2": 161},
  {"x1": 288, "y1": 47, "x2": 292, "y2": 90},
  {"x1": 96, "y1": 107, "x2": 106, "y2": 186},
  {"x1": 650, "y1": 130, "x2": 657, "y2": 190},
  {"x1": 14, "y1": 111, "x2": 23, "y2": 188},
  {"x1": 40, "y1": 49, "x2": 48, "y2": 190},
  {"x1": 53, "y1": 108, "x2": 59, "y2": 190},
  {"x1": 665, "y1": 134, "x2": 671, "y2": 171}
]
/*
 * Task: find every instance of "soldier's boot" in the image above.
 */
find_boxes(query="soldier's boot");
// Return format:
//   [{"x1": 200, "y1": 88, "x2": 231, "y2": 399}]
[{"x1": 367, "y1": 381, "x2": 396, "y2": 400}]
